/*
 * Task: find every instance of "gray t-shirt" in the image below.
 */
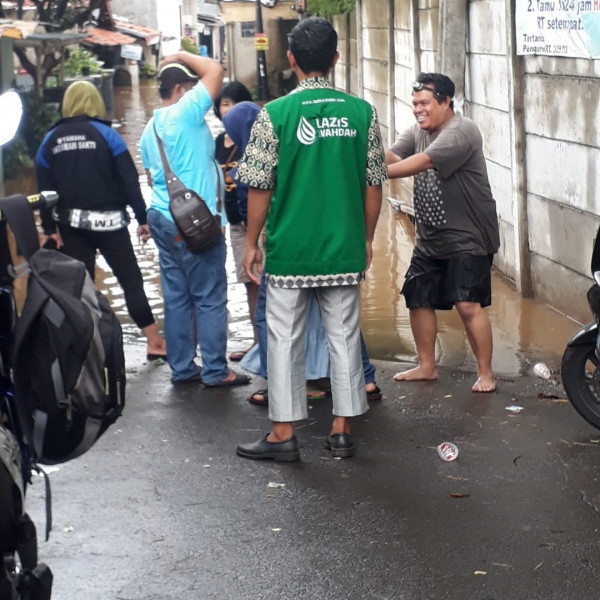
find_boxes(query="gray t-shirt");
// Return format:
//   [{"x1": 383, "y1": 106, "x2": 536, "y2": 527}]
[{"x1": 390, "y1": 114, "x2": 500, "y2": 259}]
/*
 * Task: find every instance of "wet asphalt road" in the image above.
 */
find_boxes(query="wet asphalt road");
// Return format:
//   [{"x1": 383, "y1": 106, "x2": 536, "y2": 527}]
[{"x1": 24, "y1": 344, "x2": 600, "y2": 600}]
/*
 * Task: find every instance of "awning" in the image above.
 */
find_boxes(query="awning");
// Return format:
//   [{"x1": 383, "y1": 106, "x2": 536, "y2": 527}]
[
  {"x1": 11, "y1": 31, "x2": 90, "y2": 50},
  {"x1": 82, "y1": 27, "x2": 136, "y2": 47},
  {"x1": 197, "y1": 14, "x2": 224, "y2": 27},
  {"x1": 114, "y1": 19, "x2": 160, "y2": 46},
  {"x1": 0, "y1": 19, "x2": 39, "y2": 39}
]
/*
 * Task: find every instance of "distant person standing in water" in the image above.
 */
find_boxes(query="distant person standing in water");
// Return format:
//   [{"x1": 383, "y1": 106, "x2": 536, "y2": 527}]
[
  {"x1": 386, "y1": 73, "x2": 500, "y2": 393},
  {"x1": 235, "y1": 18, "x2": 387, "y2": 461},
  {"x1": 36, "y1": 80, "x2": 167, "y2": 362},
  {"x1": 140, "y1": 52, "x2": 249, "y2": 387},
  {"x1": 213, "y1": 82, "x2": 259, "y2": 362}
]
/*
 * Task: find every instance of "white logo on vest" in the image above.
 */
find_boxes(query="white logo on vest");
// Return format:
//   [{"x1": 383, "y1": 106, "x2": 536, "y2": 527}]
[{"x1": 296, "y1": 117, "x2": 316, "y2": 145}]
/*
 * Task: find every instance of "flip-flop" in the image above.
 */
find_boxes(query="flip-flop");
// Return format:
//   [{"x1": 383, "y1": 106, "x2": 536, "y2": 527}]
[
  {"x1": 171, "y1": 369, "x2": 202, "y2": 385},
  {"x1": 366, "y1": 385, "x2": 383, "y2": 401},
  {"x1": 204, "y1": 372, "x2": 251, "y2": 388},
  {"x1": 306, "y1": 388, "x2": 327, "y2": 399},
  {"x1": 248, "y1": 388, "x2": 268, "y2": 406}
]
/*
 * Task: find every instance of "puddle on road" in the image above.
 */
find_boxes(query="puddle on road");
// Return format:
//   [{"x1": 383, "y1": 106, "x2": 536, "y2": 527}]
[
  {"x1": 95, "y1": 83, "x2": 583, "y2": 378},
  {"x1": 364, "y1": 203, "x2": 582, "y2": 377}
]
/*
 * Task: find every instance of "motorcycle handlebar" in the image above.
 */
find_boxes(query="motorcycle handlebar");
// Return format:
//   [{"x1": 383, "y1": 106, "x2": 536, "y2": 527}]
[
  {"x1": 0, "y1": 191, "x2": 58, "y2": 219},
  {"x1": 25, "y1": 191, "x2": 58, "y2": 210}
]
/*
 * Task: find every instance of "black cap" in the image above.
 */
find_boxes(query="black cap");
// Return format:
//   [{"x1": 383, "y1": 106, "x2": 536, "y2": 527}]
[{"x1": 157, "y1": 62, "x2": 198, "y2": 89}]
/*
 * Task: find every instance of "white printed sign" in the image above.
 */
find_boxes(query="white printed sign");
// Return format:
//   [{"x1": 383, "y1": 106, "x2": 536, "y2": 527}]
[
  {"x1": 516, "y1": 0, "x2": 600, "y2": 58},
  {"x1": 120, "y1": 44, "x2": 143, "y2": 61}
]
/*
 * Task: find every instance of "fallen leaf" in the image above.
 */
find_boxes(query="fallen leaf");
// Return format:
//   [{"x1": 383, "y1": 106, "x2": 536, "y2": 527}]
[
  {"x1": 551, "y1": 398, "x2": 569, "y2": 404},
  {"x1": 448, "y1": 493, "x2": 470, "y2": 498}
]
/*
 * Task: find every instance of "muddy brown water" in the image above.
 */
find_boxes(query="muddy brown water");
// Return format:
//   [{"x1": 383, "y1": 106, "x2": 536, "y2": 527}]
[{"x1": 8, "y1": 83, "x2": 584, "y2": 378}]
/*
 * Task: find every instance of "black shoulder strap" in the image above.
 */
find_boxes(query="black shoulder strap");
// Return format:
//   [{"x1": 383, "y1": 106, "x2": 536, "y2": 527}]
[
  {"x1": 0, "y1": 194, "x2": 40, "y2": 261},
  {"x1": 152, "y1": 122, "x2": 176, "y2": 182},
  {"x1": 153, "y1": 123, "x2": 223, "y2": 226}
]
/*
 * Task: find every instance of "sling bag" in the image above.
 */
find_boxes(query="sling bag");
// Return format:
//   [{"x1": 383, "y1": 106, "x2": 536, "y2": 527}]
[{"x1": 154, "y1": 124, "x2": 223, "y2": 253}]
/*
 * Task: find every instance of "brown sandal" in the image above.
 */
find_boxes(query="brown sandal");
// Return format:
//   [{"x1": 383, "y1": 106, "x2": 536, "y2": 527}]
[{"x1": 248, "y1": 389, "x2": 268, "y2": 407}]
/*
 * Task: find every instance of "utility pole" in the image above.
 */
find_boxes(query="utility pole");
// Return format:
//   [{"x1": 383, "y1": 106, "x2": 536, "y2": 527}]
[{"x1": 255, "y1": 0, "x2": 269, "y2": 101}]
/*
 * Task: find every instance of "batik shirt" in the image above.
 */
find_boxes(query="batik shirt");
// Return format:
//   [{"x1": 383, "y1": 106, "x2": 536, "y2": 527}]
[{"x1": 237, "y1": 77, "x2": 388, "y2": 288}]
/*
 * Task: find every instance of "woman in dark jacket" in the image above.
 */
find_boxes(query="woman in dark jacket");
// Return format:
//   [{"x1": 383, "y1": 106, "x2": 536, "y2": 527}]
[
  {"x1": 213, "y1": 82, "x2": 258, "y2": 362},
  {"x1": 36, "y1": 81, "x2": 166, "y2": 361}
]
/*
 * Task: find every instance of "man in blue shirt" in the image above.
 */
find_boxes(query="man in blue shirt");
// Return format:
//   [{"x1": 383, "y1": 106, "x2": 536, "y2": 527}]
[{"x1": 140, "y1": 51, "x2": 249, "y2": 387}]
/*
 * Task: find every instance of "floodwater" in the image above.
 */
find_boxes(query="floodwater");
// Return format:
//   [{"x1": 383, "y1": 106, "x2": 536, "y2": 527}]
[{"x1": 99, "y1": 83, "x2": 583, "y2": 377}]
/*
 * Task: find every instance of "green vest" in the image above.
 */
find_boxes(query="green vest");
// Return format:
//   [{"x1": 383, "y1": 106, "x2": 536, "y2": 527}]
[{"x1": 264, "y1": 86, "x2": 372, "y2": 278}]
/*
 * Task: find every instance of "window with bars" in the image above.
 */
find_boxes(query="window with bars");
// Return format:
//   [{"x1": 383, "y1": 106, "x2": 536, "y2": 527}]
[{"x1": 240, "y1": 22, "x2": 255, "y2": 38}]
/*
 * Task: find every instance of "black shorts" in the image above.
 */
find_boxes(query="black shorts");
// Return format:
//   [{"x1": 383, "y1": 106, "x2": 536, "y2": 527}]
[{"x1": 401, "y1": 253, "x2": 493, "y2": 311}]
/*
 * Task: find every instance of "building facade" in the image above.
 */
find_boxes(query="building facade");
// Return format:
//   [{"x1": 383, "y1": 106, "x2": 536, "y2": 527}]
[{"x1": 219, "y1": 0, "x2": 298, "y2": 97}]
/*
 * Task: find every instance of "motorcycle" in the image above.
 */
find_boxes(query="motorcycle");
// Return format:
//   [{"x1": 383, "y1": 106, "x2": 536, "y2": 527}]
[
  {"x1": 561, "y1": 225, "x2": 600, "y2": 430},
  {"x1": 0, "y1": 89, "x2": 55, "y2": 600}
]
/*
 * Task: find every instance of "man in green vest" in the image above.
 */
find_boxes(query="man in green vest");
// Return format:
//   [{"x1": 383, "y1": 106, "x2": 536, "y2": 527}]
[{"x1": 235, "y1": 17, "x2": 388, "y2": 462}]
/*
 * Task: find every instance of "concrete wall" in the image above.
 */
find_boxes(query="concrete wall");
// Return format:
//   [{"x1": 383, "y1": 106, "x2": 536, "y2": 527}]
[
  {"x1": 111, "y1": 0, "x2": 159, "y2": 31},
  {"x1": 111, "y1": 0, "x2": 179, "y2": 55},
  {"x1": 220, "y1": 1, "x2": 298, "y2": 97},
  {"x1": 333, "y1": 0, "x2": 600, "y2": 324}
]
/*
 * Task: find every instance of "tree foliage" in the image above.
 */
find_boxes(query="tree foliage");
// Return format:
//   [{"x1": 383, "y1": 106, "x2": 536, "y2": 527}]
[
  {"x1": 306, "y1": 0, "x2": 355, "y2": 17},
  {"x1": 13, "y1": 1, "x2": 105, "y2": 87}
]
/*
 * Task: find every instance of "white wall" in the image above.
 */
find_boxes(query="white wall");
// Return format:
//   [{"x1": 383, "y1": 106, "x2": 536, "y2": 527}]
[{"x1": 333, "y1": 0, "x2": 600, "y2": 323}]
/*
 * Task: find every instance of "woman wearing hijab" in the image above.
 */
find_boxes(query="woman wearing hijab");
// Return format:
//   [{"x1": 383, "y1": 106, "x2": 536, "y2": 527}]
[
  {"x1": 36, "y1": 81, "x2": 166, "y2": 361},
  {"x1": 213, "y1": 82, "x2": 257, "y2": 362}
]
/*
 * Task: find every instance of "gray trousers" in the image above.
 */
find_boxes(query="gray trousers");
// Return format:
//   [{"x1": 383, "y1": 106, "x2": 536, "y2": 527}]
[{"x1": 265, "y1": 285, "x2": 368, "y2": 422}]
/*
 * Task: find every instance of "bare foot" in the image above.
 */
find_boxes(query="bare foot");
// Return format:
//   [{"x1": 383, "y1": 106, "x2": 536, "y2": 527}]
[
  {"x1": 307, "y1": 388, "x2": 327, "y2": 399},
  {"x1": 393, "y1": 365, "x2": 438, "y2": 381},
  {"x1": 472, "y1": 374, "x2": 496, "y2": 393}
]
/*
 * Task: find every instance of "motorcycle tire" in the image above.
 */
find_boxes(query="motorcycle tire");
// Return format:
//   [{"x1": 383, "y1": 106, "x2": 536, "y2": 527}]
[{"x1": 561, "y1": 342, "x2": 600, "y2": 430}]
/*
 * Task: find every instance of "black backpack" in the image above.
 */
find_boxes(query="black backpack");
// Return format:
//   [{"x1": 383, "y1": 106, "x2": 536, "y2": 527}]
[{"x1": 0, "y1": 194, "x2": 126, "y2": 465}]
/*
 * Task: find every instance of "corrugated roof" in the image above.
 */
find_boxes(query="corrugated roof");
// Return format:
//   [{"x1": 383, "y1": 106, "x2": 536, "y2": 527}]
[
  {"x1": 82, "y1": 27, "x2": 136, "y2": 47},
  {"x1": 113, "y1": 19, "x2": 160, "y2": 45}
]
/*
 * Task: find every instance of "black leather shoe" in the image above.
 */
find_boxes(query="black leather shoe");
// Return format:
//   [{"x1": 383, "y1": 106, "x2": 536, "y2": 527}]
[
  {"x1": 324, "y1": 433, "x2": 355, "y2": 458},
  {"x1": 236, "y1": 434, "x2": 300, "y2": 462}
]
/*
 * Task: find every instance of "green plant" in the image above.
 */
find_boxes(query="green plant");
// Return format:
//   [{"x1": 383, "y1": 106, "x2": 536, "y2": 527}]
[
  {"x1": 307, "y1": 0, "x2": 355, "y2": 16},
  {"x1": 140, "y1": 62, "x2": 157, "y2": 79},
  {"x1": 63, "y1": 46, "x2": 102, "y2": 77},
  {"x1": 1, "y1": 135, "x2": 33, "y2": 180},
  {"x1": 181, "y1": 37, "x2": 199, "y2": 55},
  {"x1": 19, "y1": 93, "x2": 60, "y2": 159}
]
